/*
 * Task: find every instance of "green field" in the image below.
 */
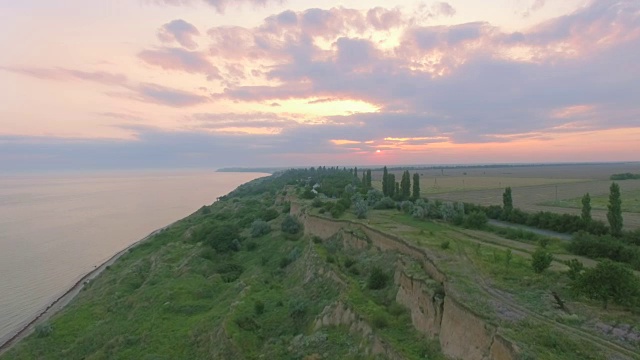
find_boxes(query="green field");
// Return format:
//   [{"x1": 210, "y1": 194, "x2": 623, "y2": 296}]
[{"x1": 541, "y1": 189, "x2": 640, "y2": 213}]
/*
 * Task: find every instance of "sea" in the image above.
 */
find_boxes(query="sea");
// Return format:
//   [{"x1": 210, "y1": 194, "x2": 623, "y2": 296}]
[{"x1": 0, "y1": 170, "x2": 266, "y2": 346}]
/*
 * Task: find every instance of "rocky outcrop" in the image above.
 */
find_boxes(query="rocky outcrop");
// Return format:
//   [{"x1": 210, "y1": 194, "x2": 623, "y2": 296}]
[{"x1": 294, "y1": 204, "x2": 520, "y2": 360}]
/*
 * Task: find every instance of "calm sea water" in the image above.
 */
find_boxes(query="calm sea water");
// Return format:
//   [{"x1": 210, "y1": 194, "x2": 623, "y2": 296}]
[{"x1": 0, "y1": 170, "x2": 266, "y2": 345}]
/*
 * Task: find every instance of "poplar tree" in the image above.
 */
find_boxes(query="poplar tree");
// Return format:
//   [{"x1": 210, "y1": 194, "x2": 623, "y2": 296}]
[
  {"x1": 412, "y1": 173, "x2": 420, "y2": 200},
  {"x1": 503, "y1": 187, "x2": 513, "y2": 215},
  {"x1": 581, "y1": 193, "x2": 592, "y2": 224},
  {"x1": 400, "y1": 170, "x2": 411, "y2": 200},
  {"x1": 388, "y1": 173, "x2": 396, "y2": 197},
  {"x1": 382, "y1": 166, "x2": 389, "y2": 196},
  {"x1": 607, "y1": 182, "x2": 623, "y2": 237}
]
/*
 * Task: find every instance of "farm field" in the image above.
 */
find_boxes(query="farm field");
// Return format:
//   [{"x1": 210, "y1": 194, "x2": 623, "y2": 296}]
[
  {"x1": 540, "y1": 189, "x2": 640, "y2": 214},
  {"x1": 380, "y1": 163, "x2": 640, "y2": 230}
]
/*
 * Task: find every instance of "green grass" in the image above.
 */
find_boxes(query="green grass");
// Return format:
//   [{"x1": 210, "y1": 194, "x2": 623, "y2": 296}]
[{"x1": 541, "y1": 189, "x2": 640, "y2": 213}]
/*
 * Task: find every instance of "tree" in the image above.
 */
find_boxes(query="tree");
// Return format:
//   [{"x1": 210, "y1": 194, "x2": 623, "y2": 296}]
[
  {"x1": 465, "y1": 211, "x2": 488, "y2": 229},
  {"x1": 574, "y1": 259, "x2": 640, "y2": 309},
  {"x1": 250, "y1": 220, "x2": 271, "y2": 238},
  {"x1": 531, "y1": 247, "x2": 553, "y2": 273},
  {"x1": 502, "y1": 187, "x2": 513, "y2": 216},
  {"x1": 387, "y1": 174, "x2": 396, "y2": 198},
  {"x1": 395, "y1": 181, "x2": 400, "y2": 199},
  {"x1": 412, "y1": 173, "x2": 420, "y2": 200},
  {"x1": 366, "y1": 169, "x2": 372, "y2": 189},
  {"x1": 581, "y1": 193, "x2": 592, "y2": 224},
  {"x1": 382, "y1": 166, "x2": 389, "y2": 196},
  {"x1": 400, "y1": 170, "x2": 411, "y2": 200},
  {"x1": 354, "y1": 199, "x2": 368, "y2": 219},
  {"x1": 281, "y1": 214, "x2": 302, "y2": 235},
  {"x1": 607, "y1": 182, "x2": 623, "y2": 237}
]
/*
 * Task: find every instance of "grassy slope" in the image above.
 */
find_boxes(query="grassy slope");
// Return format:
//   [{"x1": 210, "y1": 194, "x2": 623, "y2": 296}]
[{"x1": 2, "y1": 176, "x2": 442, "y2": 360}]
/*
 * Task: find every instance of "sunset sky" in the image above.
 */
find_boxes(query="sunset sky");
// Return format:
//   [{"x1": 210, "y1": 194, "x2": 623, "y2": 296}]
[{"x1": 1, "y1": 0, "x2": 639, "y2": 170}]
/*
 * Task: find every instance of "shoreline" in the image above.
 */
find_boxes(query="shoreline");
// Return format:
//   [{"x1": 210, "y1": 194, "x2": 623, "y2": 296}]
[{"x1": 0, "y1": 222, "x2": 174, "y2": 356}]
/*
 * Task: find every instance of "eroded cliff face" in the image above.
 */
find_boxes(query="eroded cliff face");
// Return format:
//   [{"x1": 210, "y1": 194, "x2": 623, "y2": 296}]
[
  {"x1": 395, "y1": 270, "x2": 443, "y2": 338},
  {"x1": 314, "y1": 302, "x2": 404, "y2": 360},
  {"x1": 292, "y1": 205, "x2": 519, "y2": 360}
]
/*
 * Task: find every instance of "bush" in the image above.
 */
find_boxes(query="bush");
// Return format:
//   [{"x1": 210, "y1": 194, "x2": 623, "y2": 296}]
[
  {"x1": 261, "y1": 208, "x2": 279, "y2": 222},
  {"x1": 568, "y1": 232, "x2": 640, "y2": 270},
  {"x1": 372, "y1": 313, "x2": 389, "y2": 329},
  {"x1": 440, "y1": 240, "x2": 450, "y2": 250},
  {"x1": 35, "y1": 323, "x2": 53, "y2": 338},
  {"x1": 401, "y1": 201, "x2": 414, "y2": 214},
  {"x1": 205, "y1": 223, "x2": 240, "y2": 253},
  {"x1": 254, "y1": 300, "x2": 265, "y2": 315},
  {"x1": 343, "y1": 257, "x2": 356, "y2": 268},
  {"x1": 464, "y1": 211, "x2": 488, "y2": 229},
  {"x1": 330, "y1": 203, "x2": 346, "y2": 218},
  {"x1": 531, "y1": 247, "x2": 553, "y2": 273},
  {"x1": 573, "y1": 260, "x2": 640, "y2": 308},
  {"x1": 367, "y1": 267, "x2": 389, "y2": 290},
  {"x1": 354, "y1": 199, "x2": 368, "y2": 219},
  {"x1": 250, "y1": 220, "x2": 271, "y2": 238},
  {"x1": 281, "y1": 215, "x2": 302, "y2": 235},
  {"x1": 373, "y1": 197, "x2": 396, "y2": 210}
]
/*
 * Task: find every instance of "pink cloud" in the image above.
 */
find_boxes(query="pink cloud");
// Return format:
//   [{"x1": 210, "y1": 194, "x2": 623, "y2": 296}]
[
  {"x1": 138, "y1": 47, "x2": 221, "y2": 80},
  {"x1": 158, "y1": 19, "x2": 201, "y2": 49}
]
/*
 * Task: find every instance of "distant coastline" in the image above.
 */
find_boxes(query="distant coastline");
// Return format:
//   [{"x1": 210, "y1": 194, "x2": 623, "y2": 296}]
[{"x1": 216, "y1": 161, "x2": 639, "y2": 174}]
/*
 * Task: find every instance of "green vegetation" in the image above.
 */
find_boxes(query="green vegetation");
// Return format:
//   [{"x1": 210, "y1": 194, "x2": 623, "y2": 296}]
[
  {"x1": 531, "y1": 247, "x2": 553, "y2": 273},
  {"x1": 610, "y1": 173, "x2": 640, "y2": 180},
  {"x1": 607, "y1": 182, "x2": 623, "y2": 237},
  {"x1": 5, "y1": 166, "x2": 640, "y2": 360},
  {"x1": 572, "y1": 260, "x2": 640, "y2": 309},
  {"x1": 542, "y1": 189, "x2": 640, "y2": 214}
]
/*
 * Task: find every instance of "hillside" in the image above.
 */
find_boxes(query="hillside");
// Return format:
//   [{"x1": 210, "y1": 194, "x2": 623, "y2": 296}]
[{"x1": 2, "y1": 168, "x2": 640, "y2": 359}]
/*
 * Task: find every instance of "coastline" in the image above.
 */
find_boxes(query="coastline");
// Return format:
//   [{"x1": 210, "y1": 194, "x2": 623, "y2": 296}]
[{"x1": 0, "y1": 222, "x2": 174, "y2": 356}]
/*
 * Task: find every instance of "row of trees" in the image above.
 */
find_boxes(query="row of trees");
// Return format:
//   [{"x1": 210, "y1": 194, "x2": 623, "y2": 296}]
[
  {"x1": 489, "y1": 183, "x2": 628, "y2": 237},
  {"x1": 381, "y1": 167, "x2": 420, "y2": 201}
]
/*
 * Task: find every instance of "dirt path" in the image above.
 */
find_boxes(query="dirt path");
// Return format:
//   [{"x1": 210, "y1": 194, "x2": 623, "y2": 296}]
[
  {"x1": 450, "y1": 237, "x2": 640, "y2": 360},
  {"x1": 487, "y1": 219, "x2": 572, "y2": 241},
  {"x1": 0, "y1": 224, "x2": 173, "y2": 356},
  {"x1": 365, "y1": 217, "x2": 640, "y2": 359}
]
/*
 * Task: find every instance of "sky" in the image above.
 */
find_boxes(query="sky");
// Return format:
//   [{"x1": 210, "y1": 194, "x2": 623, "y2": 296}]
[{"x1": 1, "y1": 0, "x2": 639, "y2": 170}]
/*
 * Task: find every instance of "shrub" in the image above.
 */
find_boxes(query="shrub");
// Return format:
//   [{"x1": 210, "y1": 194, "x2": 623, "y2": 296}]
[
  {"x1": 343, "y1": 257, "x2": 356, "y2": 268},
  {"x1": 372, "y1": 313, "x2": 389, "y2": 329},
  {"x1": 205, "y1": 223, "x2": 240, "y2": 253},
  {"x1": 440, "y1": 240, "x2": 450, "y2": 250},
  {"x1": 330, "y1": 203, "x2": 346, "y2": 218},
  {"x1": 250, "y1": 220, "x2": 271, "y2": 238},
  {"x1": 574, "y1": 260, "x2": 640, "y2": 308},
  {"x1": 531, "y1": 247, "x2": 553, "y2": 273},
  {"x1": 254, "y1": 300, "x2": 265, "y2": 315},
  {"x1": 281, "y1": 214, "x2": 302, "y2": 234},
  {"x1": 464, "y1": 211, "x2": 488, "y2": 229},
  {"x1": 261, "y1": 208, "x2": 280, "y2": 222},
  {"x1": 243, "y1": 241, "x2": 256, "y2": 252},
  {"x1": 401, "y1": 201, "x2": 414, "y2": 214},
  {"x1": 35, "y1": 323, "x2": 53, "y2": 338},
  {"x1": 373, "y1": 197, "x2": 396, "y2": 210},
  {"x1": 367, "y1": 267, "x2": 389, "y2": 290},
  {"x1": 354, "y1": 199, "x2": 368, "y2": 219},
  {"x1": 312, "y1": 198, "x2": 324, "y2": 208}
]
